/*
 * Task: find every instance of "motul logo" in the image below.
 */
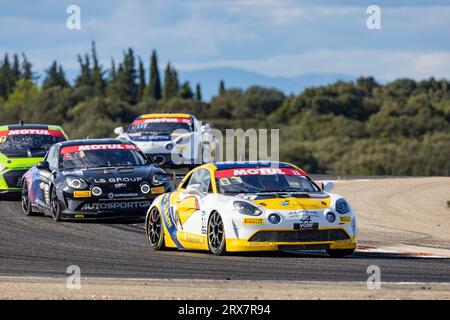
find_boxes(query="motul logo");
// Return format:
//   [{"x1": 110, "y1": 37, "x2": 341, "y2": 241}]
[
  {"x1": 8, "y1": 129, "x2": 50, "y2": 135},
  {"x1": 215, "y1": 167, "x2": 305, "y2": 178}
]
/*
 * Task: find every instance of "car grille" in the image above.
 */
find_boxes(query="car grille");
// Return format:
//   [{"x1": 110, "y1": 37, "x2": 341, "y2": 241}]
[
  {"x1": 3, "y1": 170, "x2": 28, "y2": 188},
  {"x1": 248, "y1": 229, "x2": 350, "y2": 243}
]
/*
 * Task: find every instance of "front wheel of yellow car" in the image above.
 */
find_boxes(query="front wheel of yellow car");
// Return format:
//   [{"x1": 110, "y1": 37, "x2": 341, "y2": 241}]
[
  {"x1": 208, "y1": 211, "x2": 226, "y2": 255},
  {"x1": 327, "y1": 249, "x2": 355, "y2": 258},
  {"x1": 146, "y1": 207, "x2": 166, "y2": 250}
]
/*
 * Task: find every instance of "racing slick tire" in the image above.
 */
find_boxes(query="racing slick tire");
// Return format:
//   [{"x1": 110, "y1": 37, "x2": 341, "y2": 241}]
[
  {"x1": 50, "y1": 186, "x2": 61, "y2": 222},
  {"x1": 326, "y1": 249, "x2": 355, "y2": 258},
  {"x1": 21, "y1": 182, "x2": 34, "y2": 216},
  {"x1": 146, "y1": 207, "x2": 166, "y2": 250},
  {"x1": 207, "y1": 211, "x2": 226, "y2": 255}
]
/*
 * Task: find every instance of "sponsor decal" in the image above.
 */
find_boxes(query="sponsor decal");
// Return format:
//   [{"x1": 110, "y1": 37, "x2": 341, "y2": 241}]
[
  {"x1": 243, "y1": 218, "x2": 264, "y2": 225},
  {"x1": 73, "y1": 190, "x2": 91, "y2": 198},
  {"x1": 132, "y1": 118, "x2": 192, "y2": 125},
  {"x1": 114, "y1": 183, "x2": 127, "y2": 188},
  {"x1": 215, "y1": 167, "x2": 306, "y2": 178},
  {"x1": 74, "y1": 214, "x2": 85, "y2": 218},
  {"x1": 0, "y1": 129, "x2": 64, "y2": 137},
  {"x1": 340, "y1": 215, "x2": 352, "y2": 223},
  {"x1": 94, "y1": 177, "x2": 143, "y2": 183},
  {"x1": 293, "y1": 216, "x2": 319, "y2": 230},
  {"x1": 61, "y1": 144, "x2": 139, "y2": 155},
  {"x1": 81, "y1": 201, "x2": 150, "y2": 211},
  {"x1": 128, "y1": 134, "x2": 171, "y2": 142},
  {"x1": 107, "y1": 192, "x2": 139, "y2": 199},
  {"x1": 151, "y1": 186, "x2": 165, "y2": 194}
]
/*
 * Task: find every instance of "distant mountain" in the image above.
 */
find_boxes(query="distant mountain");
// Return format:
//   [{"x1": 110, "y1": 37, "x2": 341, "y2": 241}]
[{"x1": 178, "y1": 67, "x2": 356, "y2": 101}]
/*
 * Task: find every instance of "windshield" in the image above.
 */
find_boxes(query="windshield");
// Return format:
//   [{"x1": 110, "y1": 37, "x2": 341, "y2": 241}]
[
  {"x1": 61, "y1": 144, "x2": 148, "y2": 169},
  {"x1": 0, "y1": 129, "x2": 66, "y2": 157},
  {"x1": 128, "y1": 118, "x2": 193, "y2": 134},
  {"x1": 215, "y1": 167, "x2": 320, "y2": 194}
]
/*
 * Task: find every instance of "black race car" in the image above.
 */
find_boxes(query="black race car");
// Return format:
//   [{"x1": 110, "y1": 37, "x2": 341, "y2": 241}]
[{"x1": 21, "y1": 139, "x2": 174, "y2": 221}]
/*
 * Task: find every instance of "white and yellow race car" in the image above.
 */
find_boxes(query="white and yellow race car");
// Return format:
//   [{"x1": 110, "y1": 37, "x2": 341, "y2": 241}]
[{"x1": 145, "y1": 161, "x2": 357, "y2": 257}]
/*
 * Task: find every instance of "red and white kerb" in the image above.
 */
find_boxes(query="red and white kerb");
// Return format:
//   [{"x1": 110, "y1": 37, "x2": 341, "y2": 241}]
[{"x1": 214, "y1": 167, "x2": 306, "y2": 178}]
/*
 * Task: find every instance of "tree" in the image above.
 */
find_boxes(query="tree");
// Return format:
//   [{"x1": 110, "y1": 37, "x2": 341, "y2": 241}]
[
  {"x1": 43, "y1": 61, "x2": 68, "y2": 89},
  {"x1": 75, "y1": 54, "x2": 92, "y2": 87},
  {"x1": 147, "y1": 50, "x2": 162, "y2": 100},
  {"x1": 179, "y1": 81, "x2": 193, "y2": 99},
  {"x1": 21, "y1": 53, "x2": 33, "y2": 81},
  {"x1": 108, "y1": 48, "x2": 137, "y2": 104},
  {"x1": 195, "y1": 83, "x2": 202, "y2": 101},
  {"x1": 12, "y1": 54, "x2": 21, "y2": 84},
  {"x1": 0, "y1": 54, "x2": 13, "y2": 100},
  {"x1": 91, "y1": 41, "x2": 105, "y2": 94},
  {"x1": 137, "y1": 57, "x2": 146, "y2": 101},
  {"x1": 163, "y1": 62, "x2": 179, "y2": 99},
  {"x1": 219, "y1": 79, "x2": 226, "y2": 96}
]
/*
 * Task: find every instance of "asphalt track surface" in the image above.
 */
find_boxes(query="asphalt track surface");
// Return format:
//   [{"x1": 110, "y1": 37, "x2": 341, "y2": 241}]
[{"x1": 1, "y1": 196, "x2": 449, "y2": 283}]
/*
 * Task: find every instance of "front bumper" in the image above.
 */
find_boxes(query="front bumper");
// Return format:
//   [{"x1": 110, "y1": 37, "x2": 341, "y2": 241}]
[
  {"x1": 0, "y1": 169, "x2": 28, "y2": 193},
  {"x1": 226, "y1": 228, "x2": 357, "y2": 252}
]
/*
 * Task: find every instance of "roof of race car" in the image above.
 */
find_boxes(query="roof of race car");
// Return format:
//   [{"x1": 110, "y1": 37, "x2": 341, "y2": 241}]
[
  {"x1": 56, "y1": 138, "x2": 133, "y2": 147},
  {"x1": 213, "y1": 161, "x2": 295, "y2": 170},
  {"x1": 138, "y1": 113, "x2": 192, "y2": 119}
]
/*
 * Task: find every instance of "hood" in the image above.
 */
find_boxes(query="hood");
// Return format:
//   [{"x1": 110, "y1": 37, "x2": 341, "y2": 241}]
[
  {"x1": 237, "y1": 193, "x2": 331, "y2": 210},
  {"x1": 0, "y1": 152, "x2": 43, "y2": 168},
  {"x1": 62, "y1": 165, "x2": 155, "y2": 184}
]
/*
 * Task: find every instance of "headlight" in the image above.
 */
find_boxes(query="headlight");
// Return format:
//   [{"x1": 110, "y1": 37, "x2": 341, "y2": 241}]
[
  {"x1": 335, "y1": 198, "x2": 350, "y2": 214},
  {"x1": 66, "y1": 177, "x2": 88, "y2": 189},
  {"x1": 165, "y1": 143, "x2": 174, "y2": 150},
  {"x1": 233, "y1": 201, "x2": 262, "y2": 216},
  {"x1": 326, "y1": 212, "x2": 336, "y2": 223},
  {"x1": 140, "y1": 183, "x2": 151, "y2": 194},
  {"x1": 151, "y1": 173, "x2": 173, "y2": 186}
]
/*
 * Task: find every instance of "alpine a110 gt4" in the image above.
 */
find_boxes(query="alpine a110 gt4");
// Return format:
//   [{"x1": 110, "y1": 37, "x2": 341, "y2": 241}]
[
  {"x1": 114, "y1": 113, "x2": 218, "y2": 168},
  {"x1": 21, "y1": 139, "x2": 174, "y2": 221},
  {"x1": 145, "y1": 161, "x2": 357, "y2": 257},
  {"x1": 0, "y1": 123, "x2": 68, "y2": 193}
]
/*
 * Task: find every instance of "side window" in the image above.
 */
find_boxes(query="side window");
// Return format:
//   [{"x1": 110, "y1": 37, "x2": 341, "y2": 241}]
[
  {"x1": 46, "y1": 146, "x2": 58, "y2": 170},
  {"x1": 187, "y1": 169, "x2": 211, "y2": 194}
]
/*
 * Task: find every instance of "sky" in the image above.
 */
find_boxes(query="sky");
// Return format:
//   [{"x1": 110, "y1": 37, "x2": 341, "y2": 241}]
[{"x1": 1, "y1": 0, "x2": 450, "y2": 82}]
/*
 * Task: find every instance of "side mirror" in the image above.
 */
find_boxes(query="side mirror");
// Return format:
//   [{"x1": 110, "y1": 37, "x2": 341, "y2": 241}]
[
  {"x1": 186, "y1": 184, "x2": 205, "y2": 197},
  {"x1": 322, "y1": 181, "x2": 334, "y2": 192},
  {"x1": 114, "y1": 126, "x2": 124, "y2": 136},
  {"x1": 201, "y1": 123, "x2": 211, "y2": 133},
  {"x1": 37, "y1": 161, "x2": 50, "y2": 171}
]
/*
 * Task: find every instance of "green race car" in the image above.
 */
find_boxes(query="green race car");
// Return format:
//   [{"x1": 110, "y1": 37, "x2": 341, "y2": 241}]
[{"x1": 0, "y1": 124, "x2": 68, "y2": 193}]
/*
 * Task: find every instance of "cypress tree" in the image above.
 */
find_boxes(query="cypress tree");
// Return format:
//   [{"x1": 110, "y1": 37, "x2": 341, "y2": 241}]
[
  {"x1": 179, "y1": 81, "x2": 193, "y2": 99},
  {"x1": 21, "y1": 53, "x2": 33, "y2": 81},
  {"x1": 91, "y1": 41, "x2": 105, "y2": 93},
  {"x1": 137, "y1": 57, "x2": 146, "y2": 101},
  {"x1": 12, "y1": 53, "x2": 21, "y2": 84},
  {"x1": 195, "y1": 83, "x2": 202, "y2": 101},
  {"x1": 163, "y1": 62, "x2": 175, "y2": 99},
  {"x1": 0, "y1": 54, "x2": 13, "y2": 100},
  {"x1": 219, "y1": 79, "x2": 226, "y2": 96},
  {"x1": 75, "y1": 54, "x2": 92, "y2": 87},
  {"x1": 148, "y1": 50, "x2": 162, "y2": 100}
]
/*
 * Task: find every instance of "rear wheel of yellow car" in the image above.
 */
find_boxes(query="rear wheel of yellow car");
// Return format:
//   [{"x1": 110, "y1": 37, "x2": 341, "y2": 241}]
[
  {"x1": 146, "y1": 207, "x2": 165, "y2": 250},
  {"x1": 327, "y1": 249, "x2": 355, "y2": 258},
  {"x1": 208, "y1": 211, "x2": 226, "y2": 255}
]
